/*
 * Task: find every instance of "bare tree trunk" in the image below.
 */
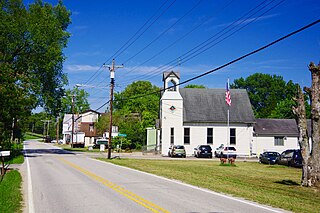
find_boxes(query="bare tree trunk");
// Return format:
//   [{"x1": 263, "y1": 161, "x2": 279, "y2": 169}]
[
  {"x1": 294, "y1": 62, "x2": 320, "y2": 187},
  {"x1": 293, "y1": 86, "x2": 310, "y2": 186},
  {"x1": 309, "y1": 62, "x2": 320, "y2": 187}
]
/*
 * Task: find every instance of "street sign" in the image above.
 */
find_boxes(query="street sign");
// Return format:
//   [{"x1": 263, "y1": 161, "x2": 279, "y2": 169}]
[{"x1": 118, "y1": 133, "x2": 127, "y2": 137}]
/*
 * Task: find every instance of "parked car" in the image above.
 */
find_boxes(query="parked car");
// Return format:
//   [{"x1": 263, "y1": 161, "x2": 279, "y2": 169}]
[
  {"x1": 93, "y1": 138, "x2": 109, "y2": 149},
  {"x1": 278, "y1": 149, "x2": 302, "y2": 167},
  {"x1": 169, "y1": 145, "x2": 186, "y2": 158},
  {"x1": 259, "y1": 151, "x2": 280, "y2": 164},
  {"x1": 194, "y1": 145, "x2": 212, "y2": 158},
  {"x1": 51, "y1": 139, "x2": 63, "y2": 144},
  {"x1": 214, "y1": 145, "x2": 237, "y2": 158},
  {"x1": 44, "y1": 135, "x2": 51, "y2": 143}
]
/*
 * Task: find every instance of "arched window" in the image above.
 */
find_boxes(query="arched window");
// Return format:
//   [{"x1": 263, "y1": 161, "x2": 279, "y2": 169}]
[{"x1": 168, "y1": 79, "x2": 177, "y2": 91}]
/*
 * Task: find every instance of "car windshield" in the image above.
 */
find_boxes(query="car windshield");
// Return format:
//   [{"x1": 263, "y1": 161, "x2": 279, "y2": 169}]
[
  {"x1": 266, "y1": 152, "x2": 278, "y2": 157},
  {"x1": 200, "y1": 146, "x2": 211, "y2": 151},
  {"x1": 175, "y1": 145, "x2": 184, "y2": 149},
  {"x1": 226, "y1": 147, "x2": 236, "y2": 151}
]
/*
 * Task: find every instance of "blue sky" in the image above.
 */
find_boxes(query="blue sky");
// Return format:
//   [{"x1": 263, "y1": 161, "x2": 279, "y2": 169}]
[{"x1": 29, "y1": 0, "x2": 320, "y2": 112}]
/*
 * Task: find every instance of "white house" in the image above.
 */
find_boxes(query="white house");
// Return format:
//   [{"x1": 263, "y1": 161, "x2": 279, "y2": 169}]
[
  {"x1": 252, "y1": 119, "x2": 302, "y2": 155},
  {"x1": 62, "y1": 110, "x2": 101, "y2": 147},
  {"x1": 62, "y1": 114, "x2": 85, "y2": 146},
  {"x1": 79, "y1": 110, "x2": 101, "y2": 147},
  {"x1": 160, "y1": 71, "x2": 256, "y2": 156}
]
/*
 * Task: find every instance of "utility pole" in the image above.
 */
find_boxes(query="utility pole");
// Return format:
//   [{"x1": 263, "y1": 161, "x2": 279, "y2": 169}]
[
  {"x1": 41, "y1": 120, "x2": 51, "y2": 141},
  {"x1": 71, "y1": 94, "x2": 75, "y2": 148},
  {"x1": 47, "y1": 120, "x2": 50, "y2": 136},
  {"x1": 107, "y1": 59, "x2": 123, "y2": 159},
  {"x1": 56, "y1": 115, "x2": 59, "y2": 143}
]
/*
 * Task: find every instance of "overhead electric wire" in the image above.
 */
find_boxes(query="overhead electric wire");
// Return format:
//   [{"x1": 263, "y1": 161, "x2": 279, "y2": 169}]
[
  {"x1": 82, "y1": 0, "x2": 176, "y2": 87},
  {"x1": 177, "y1": 0, "x2": 286, "y2": 68},
  {"x1": 120, "y1": 0, "x2": 277, "y2": 84},
  {"x1": 122, "y1": 0, "x2": 202, "y2": 65},
  {"x1": 120, "y1": 0, "x2": 234, "y2": 80},
  {"x1": 111, "y1": 0, "x2": 177, "y2": 61},
  {"x1": 92, "y1": 18, "x2": 320, "y2": 110},
  {"x1": 155, "y1": 0, "x2": 281, "y2": 80}
]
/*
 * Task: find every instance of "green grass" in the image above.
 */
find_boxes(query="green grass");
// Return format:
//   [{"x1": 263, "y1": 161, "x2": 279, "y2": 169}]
[
  {"x1": 5, "y1": 154, "x2": 24, "y2": 164},
  {"x1": 98, "y1": 159, "x2": 320, "y2": 213},
  {"x1": 3, "y1": 143, "x2": 24, "y2": 165},
  {"x1": 24, "y1": 133, "x2": 42, "y2": 140},
  {"x1": 0, "y1": 170, "x2": 23, "y2": 213},
  {"x1": 57, "y1": 144, "x2": 102, "y2": 152}
]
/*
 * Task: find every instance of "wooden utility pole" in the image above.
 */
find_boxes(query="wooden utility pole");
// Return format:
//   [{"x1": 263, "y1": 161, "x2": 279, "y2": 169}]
[
  {"x1": 41, "y1": 120, "x2": 51, "y2": 141},
  {"x1": 107, "y1": 59, "x2": 123, "y2": 159},
  {"x1": 56, "y1": 115, "x2": 59, "y2": 143},
  {"x1": 71, "y1": 94, "x2": 75, "y2": 148}
]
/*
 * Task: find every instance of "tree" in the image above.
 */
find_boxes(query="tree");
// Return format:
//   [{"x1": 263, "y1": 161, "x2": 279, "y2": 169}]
[
  {"x1": 61, "y1": 87, "x2": 90, "y2": 114},
  {"x1": 184, "y1": 84, "x2": 206, "y2": 88},
  {"x1": 0, "y1": 0, "x2": 71, "y2": 145},
  {"x1": 97, "y1": 81, "x2": 160, "y2": 148},
  {"x1": 293, "y1": 62, "x2": 320, "y2": 187},
  {"x1": 231, "y1": 73, "x2": 298, "y2": 118}
]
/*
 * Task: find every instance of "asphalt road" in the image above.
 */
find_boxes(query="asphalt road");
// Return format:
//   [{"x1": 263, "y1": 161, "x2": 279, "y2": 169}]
[{"x1": 23, "y1": 140, "x2": 288, "y2": 213}]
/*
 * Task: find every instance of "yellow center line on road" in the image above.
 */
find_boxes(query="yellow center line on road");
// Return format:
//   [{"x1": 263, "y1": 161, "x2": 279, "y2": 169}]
[{"x1": 58, "y1": 157, "x2": 170, "y2": 213}]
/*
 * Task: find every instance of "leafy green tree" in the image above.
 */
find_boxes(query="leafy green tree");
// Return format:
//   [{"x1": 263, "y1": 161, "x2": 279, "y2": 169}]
[
  {"x1": 114, "y1": 81, "x2": 160, "y2": 115},
  {"x1": 231, "y1": 73, "x2": 298, "y2": 118},
  {"x1": 97, "y1": 81, "x2": 160, "y2": 148},
  {"x1": 0, "y1": 0, "x2": 71, "y2": 145},
  {"x1": 112, "y1": 136, "x2": 131, "y2": 150},
  {"x1": 184, "y1": 84, "x2": 206, "y2": 88},
  {"x1": 61, "y1": 87, "x2": 90, "y2": 114}
]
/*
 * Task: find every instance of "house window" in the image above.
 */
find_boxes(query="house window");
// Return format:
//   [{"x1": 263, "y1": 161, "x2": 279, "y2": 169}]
[
  {"x1": 89, "y1": 124, "x2": 94, "y2": 132},
  {"x1": 170, "y1": 128, "x2": 174, "y2": 144},
  {"x1": 230, "y1": 128, "x2": 236, "y2": 145},
  {"x1": 274, "y1": 137, "x2": 284, "y2": 146},
  {"x1": 184, "y1": 128, "x2": 190, "y2": 144},
  {"x1": 207, "y1": 128, "x2": 213, "y2": 144}
]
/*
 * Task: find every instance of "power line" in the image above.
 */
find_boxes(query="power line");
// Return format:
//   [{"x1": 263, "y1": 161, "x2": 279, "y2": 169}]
[
  {"x1": 111, "y1": 0, "x2": 177, "y2": 61},
  {"x1": 120, "y1": 0, "x2": 278, "y2": 85},
  {"x1": 120, "y1": 0, "x2": 234, "y2": 80},
  {"x1": 82, "y1": 0, "x2": 176, "y2": 86},
  {"x1": 92, "y1": 18, "x2": 319, "y2": 107},
  {"x1": 122, "y1": 0, "x2": 202, "y2": 65}
]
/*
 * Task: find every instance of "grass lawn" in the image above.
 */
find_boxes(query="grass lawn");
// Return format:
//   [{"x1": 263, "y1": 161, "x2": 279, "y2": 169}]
[
  {"x1": 24, "y1": 132, "x2": 42, "y2": 140},
  {"x1": 3, "y1": 143, "x2": 24, "y2": 165},
  {"x1": 57, "y1": 144, "x2": 101, "y2": 152},
  {"x1": 0, "y1": 170, "x2": 23, "y2": 213},
  {"x1": 99, "y1": 158, "x2": 320, "y2": 213}
]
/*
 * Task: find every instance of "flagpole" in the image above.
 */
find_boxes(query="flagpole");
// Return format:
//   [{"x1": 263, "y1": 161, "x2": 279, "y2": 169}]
[
  {"x1": 227, "y1": 78, "x2": 230, "y2": 159},
  {"x1": 227, "y1": 106, "x2": 230, "y2": 159}
]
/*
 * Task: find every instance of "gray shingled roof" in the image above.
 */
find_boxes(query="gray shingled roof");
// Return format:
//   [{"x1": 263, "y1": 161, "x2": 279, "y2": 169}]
[
  {"x1": 254, "y1": 118, "x2": 311, "y2": 137},
  {"x1": 180, "y1": 88, "x2": 255, "y2": 123}
]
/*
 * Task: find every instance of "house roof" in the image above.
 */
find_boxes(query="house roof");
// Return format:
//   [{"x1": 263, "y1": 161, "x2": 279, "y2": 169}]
[
  {"x1": 179, "y1": 88, "x2": 255, "y2": 123},
  {"x1": 81, "y1": 109, "x2": 100, "y2": 115},
  {"x1": 254, "y1": 118, "x2": 311, "y2": 137},
  {"x1": 163, "y1": 71, "x2": 180, "y2": 81}
]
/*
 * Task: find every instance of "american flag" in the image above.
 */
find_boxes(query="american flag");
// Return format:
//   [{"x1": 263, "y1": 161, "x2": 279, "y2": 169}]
[{"x1": 225, "y1": 81, "x2": 231, "y2": 106}]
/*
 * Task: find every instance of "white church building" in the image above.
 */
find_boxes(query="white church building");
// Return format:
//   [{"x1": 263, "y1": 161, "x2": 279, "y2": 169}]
[{"x1": 160, "y1": 71, "x2": 256, "y2": 156}]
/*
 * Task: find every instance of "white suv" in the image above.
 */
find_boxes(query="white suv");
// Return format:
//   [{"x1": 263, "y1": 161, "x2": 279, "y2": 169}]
[{"x1": 214, "y1": 145, "x2": 237, "y2": 158}]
